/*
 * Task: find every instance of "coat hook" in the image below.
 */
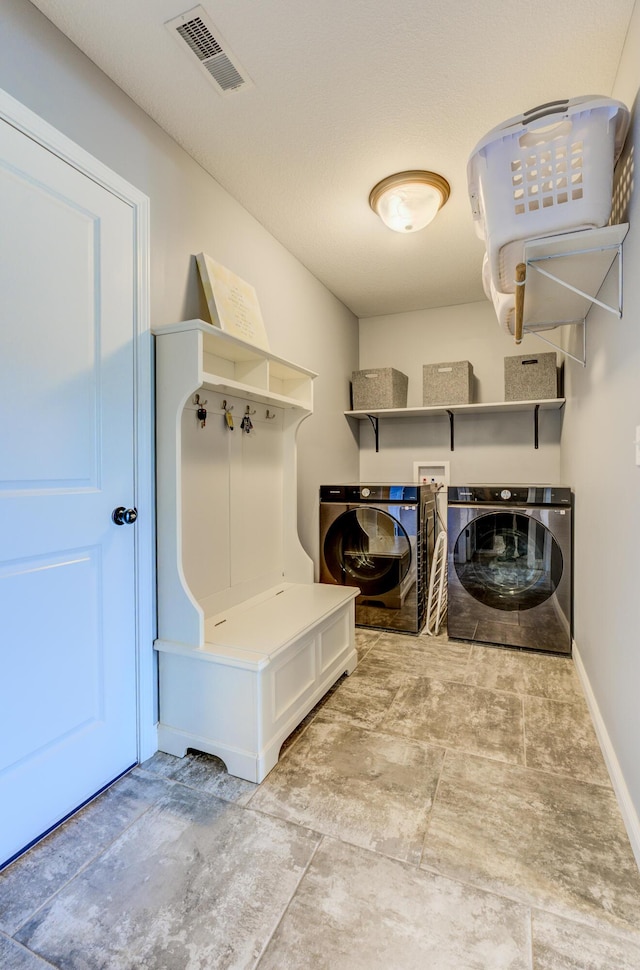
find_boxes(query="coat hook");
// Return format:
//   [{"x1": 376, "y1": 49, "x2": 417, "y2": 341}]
[
  {"x1": 245, "y1": 405, "x2": 256, "y2": 415},
  {"x1": 193, "y1": 393, "x2": 208, "y2": 427},
  {"x1": 265, "y1": 409, "x2": 276, "y2": 420},
  {"x1": 222, "y1": 400, "x2": 234, "y2": 430}
]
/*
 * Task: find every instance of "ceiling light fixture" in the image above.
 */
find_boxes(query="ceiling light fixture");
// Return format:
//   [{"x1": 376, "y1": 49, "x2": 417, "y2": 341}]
[{"x1": 369, "y1": 170, "x2": 450, "y2": 233}]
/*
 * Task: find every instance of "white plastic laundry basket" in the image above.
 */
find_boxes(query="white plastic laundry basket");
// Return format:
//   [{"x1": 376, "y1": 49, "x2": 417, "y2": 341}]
[{"x1": 468, "y1": 96, "x2": 629, "y2": 295}]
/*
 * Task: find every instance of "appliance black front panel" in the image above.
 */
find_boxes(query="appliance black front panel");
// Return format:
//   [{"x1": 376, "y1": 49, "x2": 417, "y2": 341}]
[
  {"x1": 320, "y1": 484, "x2": 420, "y2": 503},
  {"x1": 448, "y1": 485, "x2": 572, "y2": 507},
  {"x1": 319, "y1": 485, "x2": 435, "y2": 634},
  {"x1": 447, "y1": 498, "x2": 573, "y2": 654}
]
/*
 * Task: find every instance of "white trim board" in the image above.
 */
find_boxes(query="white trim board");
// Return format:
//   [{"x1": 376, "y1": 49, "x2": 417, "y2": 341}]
[
  {"x1": 573, "y1": 641, "x2": 640, "y2": 871},
  {"x1": 0, "y1": 87, "x2": 156, "y2": 762}
]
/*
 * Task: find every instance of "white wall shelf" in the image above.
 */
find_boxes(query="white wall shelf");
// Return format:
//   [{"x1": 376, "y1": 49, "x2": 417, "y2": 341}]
[
  {"x1": 345, "y1": 398, "x2": 565, "y2": 451},
  {"x1": 517, "y1": 223, "x2": 629, "y2": 364},
  {"x1": 155, "y1": 318, "x2": 316, "y2": 410}
]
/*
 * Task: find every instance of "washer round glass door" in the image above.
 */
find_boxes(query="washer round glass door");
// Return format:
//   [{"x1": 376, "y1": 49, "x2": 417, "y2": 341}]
[
  {"x1": 323, "y1": 507, "x2": 412, "y2": 595},
  {"x1": 452, "y1": 510, "x2": 563, "y2": 611}
]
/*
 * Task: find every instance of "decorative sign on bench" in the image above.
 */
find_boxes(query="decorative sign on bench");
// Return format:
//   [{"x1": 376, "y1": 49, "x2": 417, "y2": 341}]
[{"x1": 196, "y1": 252, "x2": 270, "y2": 351}]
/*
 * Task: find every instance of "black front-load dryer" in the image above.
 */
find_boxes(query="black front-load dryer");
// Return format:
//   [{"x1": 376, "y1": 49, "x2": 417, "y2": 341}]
[
  {"x1": 319, "y1": 484, "x2": 436, "y2": 634},
  {"x1": 447, "y1": 485, "x2": 573, "y2": 653}
]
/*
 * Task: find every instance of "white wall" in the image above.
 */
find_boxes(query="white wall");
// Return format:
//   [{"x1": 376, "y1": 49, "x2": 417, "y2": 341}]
[
  {"x1": 560, "y1": 2, "x2": 640, "y2": 854},
  {"x1": 0, "y1": 0, "x2": 360, "y2": 569},
  {"x1": 358, "y1": 301, "x2": 562, "y2": 485}
]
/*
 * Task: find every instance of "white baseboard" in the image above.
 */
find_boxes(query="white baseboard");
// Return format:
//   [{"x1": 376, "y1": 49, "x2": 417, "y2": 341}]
[{"x1": 573, "y1": 640, "x2": 640, "y2": 871}]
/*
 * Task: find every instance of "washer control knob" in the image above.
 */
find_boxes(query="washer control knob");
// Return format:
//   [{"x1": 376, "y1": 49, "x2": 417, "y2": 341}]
[
  {"x1": 361, "y1": 487, "x2": 371, "y2": 497},
  {"x1": 500, "y1": 489, "x2": 512, "y2": 500}
]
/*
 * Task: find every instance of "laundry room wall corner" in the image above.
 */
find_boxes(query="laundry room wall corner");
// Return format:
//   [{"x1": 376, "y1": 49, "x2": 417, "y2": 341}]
[
  {"x1": 572, "y1": 640, "x2": 640, "y2": 869},
  {"x1": 560, "y1": 0, "x2": 640, "y2": 865}
]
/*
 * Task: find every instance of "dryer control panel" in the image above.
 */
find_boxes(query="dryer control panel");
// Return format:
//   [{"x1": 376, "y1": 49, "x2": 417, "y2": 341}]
[
  {"x1": 448, "y1": 485, "x2": 572, "y2": 506},
  {"x1": 320, "y1": 484, "x2": 421, "y2": 503}
]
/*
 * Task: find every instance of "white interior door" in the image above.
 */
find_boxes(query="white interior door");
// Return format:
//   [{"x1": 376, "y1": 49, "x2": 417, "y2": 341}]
[{"x1": 0, "y1": 115, "x2": 138, "y2": 866}]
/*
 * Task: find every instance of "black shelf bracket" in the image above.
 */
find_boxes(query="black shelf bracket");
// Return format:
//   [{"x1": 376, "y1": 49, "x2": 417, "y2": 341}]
[
  {"x1": 367, "y1": 414, "x2": 380, "y2": 452},
  {"x1": 446, "y1": 410, "x2": 455, "y2": 451},
  {"x1": 534, "y1": 403, "x2": 540, "y2": 449}
]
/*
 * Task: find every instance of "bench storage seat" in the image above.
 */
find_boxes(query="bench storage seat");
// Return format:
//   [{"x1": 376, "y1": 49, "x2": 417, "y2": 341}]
[{"x1": 155, "y1": 583, "x2": 358, "y2": 783}]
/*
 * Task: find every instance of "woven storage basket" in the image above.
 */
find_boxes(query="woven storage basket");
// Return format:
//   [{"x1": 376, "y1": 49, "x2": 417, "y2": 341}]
[
  {"x1": 352, "y1": 368, "x2": 408, "y2": 409},
  {"x1": 423, "y1": 361, "x2": 473, "y2": 406},
  {"x1": 504, "y1": 353, "x2": 558, "y2": 401}
]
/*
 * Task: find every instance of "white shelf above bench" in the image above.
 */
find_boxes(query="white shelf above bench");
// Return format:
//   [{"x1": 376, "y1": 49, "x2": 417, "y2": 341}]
[{"x1": 154, "y1": 319, "x2": 316, "y2": 411}]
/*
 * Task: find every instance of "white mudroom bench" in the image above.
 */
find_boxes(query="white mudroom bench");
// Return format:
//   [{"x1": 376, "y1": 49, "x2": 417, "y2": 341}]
[
  {"x1": 152, "y1": 319, "x2": 358, "y2": 783},
  {"x1": 155, "y1": 582, "x2": 358, "y2": 783}
]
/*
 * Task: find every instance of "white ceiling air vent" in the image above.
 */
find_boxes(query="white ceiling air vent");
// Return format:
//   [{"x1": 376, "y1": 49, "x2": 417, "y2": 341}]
[{"x1": 165, "y1": 6, "x2": 253, "y2": 95}]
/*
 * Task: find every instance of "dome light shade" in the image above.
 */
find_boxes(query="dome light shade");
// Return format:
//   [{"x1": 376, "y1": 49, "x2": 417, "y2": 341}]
[{"x1": 369, "y1": 171, "x2": 450, "y2": 232}]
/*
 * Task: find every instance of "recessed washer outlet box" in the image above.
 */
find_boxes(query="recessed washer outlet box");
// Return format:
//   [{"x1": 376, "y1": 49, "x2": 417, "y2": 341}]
[{"x1": 413, "y1": 460, "x2": 450, "y2": 486}]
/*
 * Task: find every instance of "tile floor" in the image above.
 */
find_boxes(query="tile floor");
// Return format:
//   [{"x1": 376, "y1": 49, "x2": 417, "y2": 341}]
[{"x1": 2, "y1": 629, "x2": 640, "y2": 969}]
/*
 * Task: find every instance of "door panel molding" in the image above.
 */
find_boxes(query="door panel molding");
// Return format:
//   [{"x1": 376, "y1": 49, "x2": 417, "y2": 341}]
[{"x1": 0, "y1": 86, "x2": 155, "y2": 762}]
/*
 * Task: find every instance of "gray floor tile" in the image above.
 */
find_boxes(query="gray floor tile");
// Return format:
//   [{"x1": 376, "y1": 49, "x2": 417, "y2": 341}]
[
  {"x1": 421, "y1": 751, "x2": 640, "y2": 935},
  {"x1": 354, "y1": 628, "x2": 379, "y2": 661},
  {"x1": 257, "y1": 837, "x2": 532, "y2": 970},
  {"x1": 464, "y1": 644, "x2": 582, "y2": 699},
  {"x1": 142, "y1": 750, "x2": 257, "y2": 805},
  {"x1": 0, "y1": 934, "x2": 55, "y2": 969},
  {"x1": 16, "y1": 784, "x2": 319, "y2": 970},
  {"x1": 279, "y1": 675, "x2": 346, "y2": 755},
  {"x1": 318, "y1": 660, "x2": 405, "y2": 728},
  {"x1": 0, "y1": 771, "x2": 171, "y2": 936},
  {"x1": 532, "y1": 909, "x2": 640, "y2": 969},
  {"x1": 5, "y1": 618, "x2": 639, "y2": 970},
  {"x1": 346, "y1": 655, "x2": 412, "y2": 688},
  {"x1": 368, "y1": 632, "x2": 471, "y2": 679},
  {"x1": 524, "y1": 695, "x2": 611, "y2": 786},
  {"x1": 381, "y1": 677, "x2": 525, "y2": 764},
  {"x1": 249, "y1": 714, "x2": 444, "y2": 864},
  {"x1": 137, "y1": 750, "x2": 183, "y2": 778},
  {"x1": 355, "y1": 627, "x2": 378, "y2": 646}
]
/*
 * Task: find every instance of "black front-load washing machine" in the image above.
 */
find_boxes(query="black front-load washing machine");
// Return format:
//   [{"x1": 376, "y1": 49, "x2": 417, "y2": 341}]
[
  {"x1": 319, "y1": 484, "x2": 436, "y2": 634},
  {"x1": 447, "y1": 485, "x2": 573, "y2": 653}
]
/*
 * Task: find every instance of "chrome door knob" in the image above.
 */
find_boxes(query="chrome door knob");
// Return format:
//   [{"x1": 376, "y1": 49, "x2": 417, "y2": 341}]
[{"x1": 112, "y1": 506, "x2": 138, "y2": 526}]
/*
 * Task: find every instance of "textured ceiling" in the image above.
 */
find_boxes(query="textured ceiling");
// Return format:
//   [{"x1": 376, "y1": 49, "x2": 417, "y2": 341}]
[{"x1": 28, "y1": 0, "x2": 635, "y2": 318}]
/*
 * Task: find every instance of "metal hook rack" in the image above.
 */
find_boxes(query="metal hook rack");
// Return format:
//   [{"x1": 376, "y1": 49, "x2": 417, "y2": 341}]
[
  {"x1": 193, "y1": 393, "x2": 208, "y2": 428},
  {"x1": 222, "y1": 400, "x2": 234, "y2": 430}
]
